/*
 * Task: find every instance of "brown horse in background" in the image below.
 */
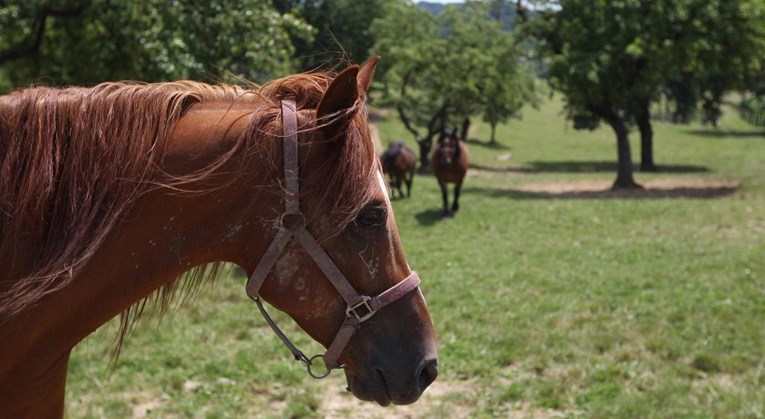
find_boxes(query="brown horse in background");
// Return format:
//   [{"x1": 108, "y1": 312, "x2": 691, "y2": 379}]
[
  {"x1": 432, "y1": 129, "x2": 469, "y2": 217},
  {"x1": 0, "y1": 58, "x2": 437, "y2": 416},
  {"x1": 381, "y1": 141, "x2": 417, "y2": 199}
]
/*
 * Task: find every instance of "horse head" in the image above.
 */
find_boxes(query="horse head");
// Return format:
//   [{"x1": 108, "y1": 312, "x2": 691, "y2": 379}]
[
  {"x1": 435, "y1": 128, "x2": 461, "y2": 166},
  {"x1": 244, "y1": 58, "x2": 438, "y2": 406}
]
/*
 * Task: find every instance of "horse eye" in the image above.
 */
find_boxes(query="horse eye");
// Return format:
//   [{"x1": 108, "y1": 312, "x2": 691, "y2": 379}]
[{"x1": 356, "y1": 206, "x2": 387, "y2": 228}]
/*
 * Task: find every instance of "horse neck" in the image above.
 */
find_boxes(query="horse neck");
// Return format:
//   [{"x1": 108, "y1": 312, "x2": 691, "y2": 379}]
[
  {"x1": 66, "y1": 101, "x2": 278, "y2": 336},
  {"x1": 0, "y1": 102, "x2": 280, "y2": 405}
]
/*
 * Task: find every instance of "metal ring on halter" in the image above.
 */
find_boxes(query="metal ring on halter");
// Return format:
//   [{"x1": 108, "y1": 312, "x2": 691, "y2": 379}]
[
  {"x1": 306, "y1": 354, "x2": 334, "y2": 379},
  {"x1": 279, "y1": 212, "x2": 306, "y2": 232}
]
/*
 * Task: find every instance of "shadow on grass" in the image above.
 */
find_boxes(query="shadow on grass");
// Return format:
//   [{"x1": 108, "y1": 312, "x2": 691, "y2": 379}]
[
  {"x1": 465, "y1": 138, "x2": 511, "y2": 150},
  {"x1": 685, "y1": 128, "x2": 765, "y2": 139},
  {"x1": 414, "y1": 209, "x2": 446, "y2": 226},
  {"x1": 469, "y1": 163, "x2": 517, "y2": 173},
  {"x1": 489, "y1": 160, "x2": 710, "y2": 174},
  {"x1": 464, "y1": 184, "x2": 739, "y2": 200}
]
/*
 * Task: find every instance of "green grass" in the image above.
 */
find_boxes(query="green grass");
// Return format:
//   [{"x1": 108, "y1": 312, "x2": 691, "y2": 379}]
[{"x1": 67, "y1": 97, "x2": 765, "y2": 417}]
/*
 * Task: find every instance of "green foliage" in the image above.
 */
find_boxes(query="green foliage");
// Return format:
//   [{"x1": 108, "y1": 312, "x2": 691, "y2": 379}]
[
  {"x1": 737, "y1": 97, "x2": 765, "y2": 127},
  {"x1": 272, "y1": 0, "x2": 389, "y2": 71},
  {"x1": 525, "y1": 0, "x2": 765, "y2": 124},
  {"x1": 369, "y1": 0, "x2": 442, "y2": 126},
  {"x1": 371, "y1": 1, "x2": 538, "y2": 143},
  {"x1": 0, "y1": 0, "x2": 313, "y2": 89},
  {"x1": 528, "y1": 0, "x2": 656, "y2": 113},
  {"x1": 522, "y1": 0, "x2": 765, "y2": 184}
]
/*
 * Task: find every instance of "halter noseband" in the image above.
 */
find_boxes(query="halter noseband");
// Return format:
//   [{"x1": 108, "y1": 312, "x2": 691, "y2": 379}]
[{"x1": 245, "y1": 99, "x2": 421, "y2": 378}]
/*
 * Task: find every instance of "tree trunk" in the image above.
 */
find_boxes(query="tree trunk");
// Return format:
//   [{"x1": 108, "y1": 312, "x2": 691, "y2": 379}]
[
  {"x1": 397, "y1": 104, "x2": 433, "y2": 167},
  {"x1": 460, "y1": 117, "x2": 470, "y2": 141},
  {"x1": 417, "y1": 105, "x2": 448, "y2": 168},
  {"x1": 599, "y1": 107, "x2": 641, "y2": 189},
  {"x1": 489, "y1": 123, "x2": 497, "y2": 144},
  {"x1": 416, "y1": 135, "x2": 433, "y2": 169},
  {"x1": 396, "y1": 71, "x2": 448, "y2": 168},
  {"x1": 636, "y1": 102, "x2": 656, "y2": 172}
]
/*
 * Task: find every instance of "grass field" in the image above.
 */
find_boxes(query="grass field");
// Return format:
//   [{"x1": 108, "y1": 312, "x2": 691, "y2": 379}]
[{"x1": 66, "y1": 97, "x2": 765, "y2": 418}]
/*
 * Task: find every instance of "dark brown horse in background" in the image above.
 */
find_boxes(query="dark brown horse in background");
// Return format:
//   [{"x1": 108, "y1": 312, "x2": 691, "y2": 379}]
[
  {"x1": 0, "y1": 58, "x2": 437, "y2": 416},
  {"x1": 432, "y1": 129, "x2": 469, "y2": 217},
  {"x1": 381, "y1": 141, "x2": 417, "y2": 199}
]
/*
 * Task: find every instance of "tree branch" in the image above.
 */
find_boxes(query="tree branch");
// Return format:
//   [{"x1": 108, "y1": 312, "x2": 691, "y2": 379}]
[
  {"x1": 396, "y1": 71, "x2": 422, "y2": 139},
  {"x1": 515, "y1": 0, "x2": 529, "y2": 23},
  {"x1": 426, "y1": 103, "x2": 448, "y2": 139}
]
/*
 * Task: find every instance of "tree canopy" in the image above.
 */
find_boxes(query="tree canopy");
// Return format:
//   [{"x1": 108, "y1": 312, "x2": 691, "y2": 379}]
[
  {"x1": 3, "y1": 0, "x2": 764, "y2": 182},
  {"x1": 272, "y1": 0, "x2": 388, "y2": 71},
  {"x1": 0, "y1": 0, "x2": 313, "y2": 91},
  {"x1": 523, "y1": 0, "x2": 765, "y2": 187},
  {"x1": 371, "y1": 1, "x2": 539, "y2": 164}
]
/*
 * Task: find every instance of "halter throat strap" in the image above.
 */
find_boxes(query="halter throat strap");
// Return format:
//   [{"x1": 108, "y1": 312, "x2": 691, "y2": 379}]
[{"x1": 245, "y1": 99, "x2": 420, "y2": 377}]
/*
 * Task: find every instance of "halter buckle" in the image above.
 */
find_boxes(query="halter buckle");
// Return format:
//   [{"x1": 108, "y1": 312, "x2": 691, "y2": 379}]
[{"x1": 346, "y1": 296, "x2": 376, "y2": 322}]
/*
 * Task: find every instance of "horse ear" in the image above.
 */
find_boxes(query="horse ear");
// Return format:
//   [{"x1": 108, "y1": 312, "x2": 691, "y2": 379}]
[
  {"x1": 357, "y1": 56, "x2": 380, "y2": 93},
  {"x1": 316, "y1": 65, "x2": 360, "y2": 139}
]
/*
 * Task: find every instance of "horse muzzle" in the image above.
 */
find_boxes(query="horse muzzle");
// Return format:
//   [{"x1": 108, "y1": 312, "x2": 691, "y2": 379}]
[
  {"x1": 339, "y1": 287, "x2": 439, "y2": 406},
  {"x1": 345, "y1": 355, "x2": 439, "y2": 406}
]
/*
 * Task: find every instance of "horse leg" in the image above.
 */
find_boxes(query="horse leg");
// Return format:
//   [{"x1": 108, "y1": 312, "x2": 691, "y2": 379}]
[
  {"x1": 394, "y1": 175, "x2": 404, "y2": 199},
  {"x1": 439, "y1": 181, "x2": 451, "y2": 217},
  {"x1": 405, "y1": 170, "x2": 413, "y2": 198},
  {"x1": 452, "y1": 177, "x2": 464, "y2": 213}
]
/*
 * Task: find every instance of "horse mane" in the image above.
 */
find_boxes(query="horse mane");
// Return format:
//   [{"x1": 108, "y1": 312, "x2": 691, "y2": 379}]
[{"x1": 0, "y1": 71, "x2": 378, "y2": 344}]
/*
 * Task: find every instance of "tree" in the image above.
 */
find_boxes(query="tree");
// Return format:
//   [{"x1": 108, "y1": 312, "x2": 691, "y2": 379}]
[
  {"x1": 626, "y1": 0, "x2": 765, "y2": 170},
  {"x1": 0, "y1": 1, "x2": 90, "y2": 65},
  {"x1": 523, "y1": 0, "x2": 765, "y2": 184},
  {"x1": 524, "y1": 0, "x2": 644, "y2": 187},
  {"x1": 0, "y1": 0, "x2": 313, "y2": 91},
  {"x1": 481, "y1": 52, "x2": 540, "y2": 145},
  {"x1": 271, "y1": 0, "x2": 388, "y2": 71},
  {"x1": 369, "y1": 1, "x2": 445, "y2": 167},
  {"x1": 371, "y1": 1, "x2": 536, "y2": 165}
]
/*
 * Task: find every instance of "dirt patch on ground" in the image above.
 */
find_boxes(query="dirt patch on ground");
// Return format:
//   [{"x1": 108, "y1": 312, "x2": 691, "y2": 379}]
[
  {"x1": 316, "y1": 376, "x2": 474, "y2": 418},
  {"x1": 512, "y1": 178, "x2": 741, "y2": 199},
  {"x1": 314, "y1": 375, "x2": 563, "y2": 418}
]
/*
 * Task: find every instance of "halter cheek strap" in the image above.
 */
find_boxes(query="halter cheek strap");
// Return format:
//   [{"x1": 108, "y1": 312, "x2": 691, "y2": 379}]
[{"x1": 245, "y1": 99, "x2": 421, "y2": 377}]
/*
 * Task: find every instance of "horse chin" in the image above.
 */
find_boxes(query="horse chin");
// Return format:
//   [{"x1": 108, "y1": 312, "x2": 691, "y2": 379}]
[
  {"x1": 343, "y1": 363, "x2": 432, "y2": 406},
  {"x1": 344, "y1": 367, "x2": 393, "y2": 406}
]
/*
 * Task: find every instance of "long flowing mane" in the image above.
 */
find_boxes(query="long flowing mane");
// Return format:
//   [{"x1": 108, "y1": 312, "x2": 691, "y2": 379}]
[{"x1": 0, "y1": 71, "x2": 378, "y2": 328}]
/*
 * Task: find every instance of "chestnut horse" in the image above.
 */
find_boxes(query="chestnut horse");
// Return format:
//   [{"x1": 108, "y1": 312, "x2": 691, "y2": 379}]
[
  {"x1": 380, "y1": 141, "x2": 417, "y2": 199},
  {"x1": 431, "y1": 129, "x2": 469, "y2": 217},
  {"x1": 0, "y1": 58, "x2": 438, "y2": 416}
]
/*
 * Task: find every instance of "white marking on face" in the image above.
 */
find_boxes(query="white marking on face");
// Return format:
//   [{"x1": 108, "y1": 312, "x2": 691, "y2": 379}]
[{"x1": 376, "y1": 171, "x2": 391, "y2": 205}]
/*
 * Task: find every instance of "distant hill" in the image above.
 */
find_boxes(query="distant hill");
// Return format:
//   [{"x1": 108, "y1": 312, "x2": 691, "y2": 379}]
[
  {"x1": 416, "y1": 1, "x2": 519, "y2": 31},
  {"x1": 416, "y1": 1, "x2": 451, "y2": 15}
]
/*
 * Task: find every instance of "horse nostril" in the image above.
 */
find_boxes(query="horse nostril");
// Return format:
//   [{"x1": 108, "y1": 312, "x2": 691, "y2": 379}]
[{"x1": 418, "y1": 360, "x2": 438, "y2": 392}]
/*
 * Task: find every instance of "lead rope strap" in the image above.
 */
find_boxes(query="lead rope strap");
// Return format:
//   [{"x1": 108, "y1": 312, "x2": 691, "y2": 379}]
[
  {"x1": 246, "y1": 99, "x2": 299, "y2": 294},
  {"x1": 245, "y1": 99, "x2": 310, "y2": 367},
  {"x1": 281, "y1": 99, "x2": 299, "y2": 215}
]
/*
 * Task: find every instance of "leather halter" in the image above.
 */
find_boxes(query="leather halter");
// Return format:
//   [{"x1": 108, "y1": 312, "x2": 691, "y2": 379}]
[{"x1": 245, "y1": 99, "x2": 421, "y2": 378}]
